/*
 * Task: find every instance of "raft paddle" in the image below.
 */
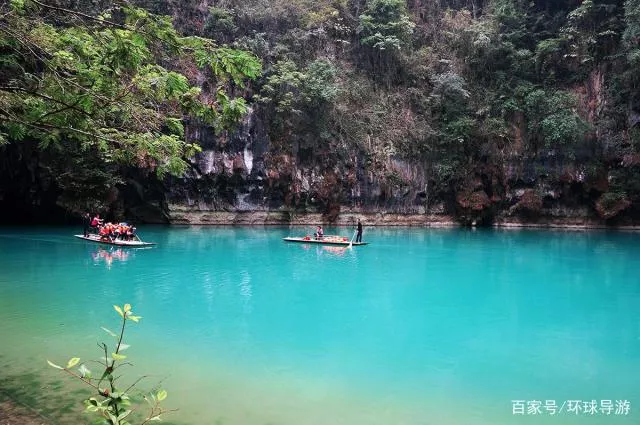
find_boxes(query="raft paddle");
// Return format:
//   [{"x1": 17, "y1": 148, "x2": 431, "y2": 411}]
[{"x1": 348, "y1": 229, "x2": 357, "y2": 248}]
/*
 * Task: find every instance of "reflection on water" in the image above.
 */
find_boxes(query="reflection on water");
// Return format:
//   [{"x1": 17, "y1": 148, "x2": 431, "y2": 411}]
[
  {"x1": 91, "y1": 247, "x2": 130, "y2": 268},
  {"x1": 321, "y1": 245, "x2": 348, "y2": 256}
]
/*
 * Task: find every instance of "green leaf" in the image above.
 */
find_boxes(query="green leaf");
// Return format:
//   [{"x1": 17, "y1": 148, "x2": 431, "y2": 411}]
[
  {"x1": 123, "y1": 303, "x2": 132, "y2": 313},
  {"x1": 118, "y1": 344, "x2": 130, "y2": 351},
  {"x1": 47, "y1": 360, "x2": 63, "y2": 370},
  {"x1": 78, "y1": 364, "x2": 92, "y2": 378},
  {"x1": 112, "y1": 352, "x2": 127, "y2": 360},
  {"x1": 86, "y1": 397, "x2": 99, "y2": 407},
  {"x1": 127, "y1": 315, "x2": 142, "y2": 322},
  {"x1": 10, "y1": 0, "x2": 25, "y2": 13},
  {"x1": 117, "y1": 410, "x2": 132, "y2": 420},
  {"x1": 108, "y1": 412, "x2": 118, "y2": 424},
  {"x1": 157, "y1": 389, "x2": 167, "y2": 401},
  {"x1": 85, "y1": 403, "x2": 99, "y2": 413},
  {"x1": 67, "y1": 357, "x2": 80, "y2": 369},
  {"x1": 165, "y1": 118, "x2": 184, "y2": 137},
  {"x1": 5, "y1": 122, "x2": 27, "y2": 141},
  {"x1": 114, "y1": 305, "x2": 124, "y2": 318}
]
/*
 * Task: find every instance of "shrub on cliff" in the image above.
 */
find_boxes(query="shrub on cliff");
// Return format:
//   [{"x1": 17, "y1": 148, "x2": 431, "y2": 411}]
[
  {"x1": 509, "y1": 189, "x2": 543, "y2": 217},
  {"x1": 456, "y1": 189, "x2": 493, "y2": 225},
  {"x1": 595, "y1": 191, "x2": 631, "y2": 220}
]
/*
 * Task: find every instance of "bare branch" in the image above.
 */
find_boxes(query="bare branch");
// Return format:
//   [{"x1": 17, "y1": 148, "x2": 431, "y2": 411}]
[
  {"x1": 62, "y1": 368, "x2": 101, "y2": 391},
  {"x1": 0, "y1": 86, "x2": 95, "y2": 119},
  {"x1": 30, "y1": 0, "x2": 130, "y2": 31},
  {"x1": 123, "y1": 375, "x2": 149, "y2": 394}
]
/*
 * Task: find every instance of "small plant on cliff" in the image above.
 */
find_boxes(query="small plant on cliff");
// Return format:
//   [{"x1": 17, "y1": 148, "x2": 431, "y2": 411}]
[
  {"x1": 595, "y1": 191, "x2": 631, "y2": 220},
  {"x1": 47, "y1": 304, "x2": 171, "y2": 425}
]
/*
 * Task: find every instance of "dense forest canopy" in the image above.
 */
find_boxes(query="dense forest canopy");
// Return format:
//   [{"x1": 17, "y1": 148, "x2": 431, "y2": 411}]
[{"x1": 0, "y1": 0, "x2": 639, "y2": 223}]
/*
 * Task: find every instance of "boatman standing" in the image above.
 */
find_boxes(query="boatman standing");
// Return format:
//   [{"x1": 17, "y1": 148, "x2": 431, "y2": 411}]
[
  {"x1": 82, "y1": 212, "x2": 91, "y2": 237},
  {"x1": 356, "y1": 219, "x2": 363, "y2": 243}
]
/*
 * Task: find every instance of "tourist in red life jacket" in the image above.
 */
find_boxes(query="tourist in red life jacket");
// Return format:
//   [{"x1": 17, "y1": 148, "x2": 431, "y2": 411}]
[
  {"x1": 113, "y1": 224, "x2": 123, "y2": 240},
  {"x1": 91, "y1": 214, "x2": 103, "y2": 233},
  {"x1": 99, "y1": 224, "x2": 110, "y2": 241},
  {"x1": 100, "y1": 223, "x2": 115, "y2": 242}
]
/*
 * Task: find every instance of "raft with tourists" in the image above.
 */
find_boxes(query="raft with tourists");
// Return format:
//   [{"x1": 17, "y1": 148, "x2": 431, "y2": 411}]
[
  {"x1": 74, "y1": 234, "x2": 156, "y2": 247},
  {"x1": 76, "y1": 217, "x2": 155, "y2": 247},
  {"x1": 283, "y1": 235, "x2": 368, "y2": 246},
  {"x1": 284, "y1": 224, "x2": 368, "y2": 246}
]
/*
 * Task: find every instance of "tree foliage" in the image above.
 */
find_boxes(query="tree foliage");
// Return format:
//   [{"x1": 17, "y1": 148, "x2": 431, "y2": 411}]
[
  {"x1": 357, "y1": 0, "x2": 415, "y2": 51},
  {"x1": 0, "y1": 0, "x2": 260, "y2": 211}
]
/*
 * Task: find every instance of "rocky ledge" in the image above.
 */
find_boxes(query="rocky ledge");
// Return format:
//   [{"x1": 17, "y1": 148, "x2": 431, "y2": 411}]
[
  {"x1": 167, "y1": 205, "x2": 640, "y2": 229},
  {"x1": 168, "y1": 204, "x2": 456, "y2": 226}
]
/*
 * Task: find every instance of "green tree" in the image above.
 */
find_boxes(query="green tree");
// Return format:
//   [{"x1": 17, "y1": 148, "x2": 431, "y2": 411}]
[
  {"x1": 522, "y1": 88, "x2": 588, "y2": 151},
  {"x1": 356, "y1": 0, "x2": 414, "y2": 85},
  {"x1": 255, "y1": 58, "x2": 337, "y2": 149},
  {"x1": 0, "y1": 0, "x2": 260, "y2": 211},
  {"x1": 559, "y1": 1, "x2": 621, "y2": 74},
  {"x1": 204, "y1": 7, "x2": 238, "y2": 42},
  {"x1": 624, "y1": 0, "x2": 640, "y2": 78},
  {"x1": 357, "y1": 0, "x2": 414, "y2": 51}
]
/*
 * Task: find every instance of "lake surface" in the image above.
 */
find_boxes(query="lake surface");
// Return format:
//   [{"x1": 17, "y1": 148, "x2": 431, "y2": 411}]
[{"x1": 0, "y1": 226, "x2": 638, "y2": 425}]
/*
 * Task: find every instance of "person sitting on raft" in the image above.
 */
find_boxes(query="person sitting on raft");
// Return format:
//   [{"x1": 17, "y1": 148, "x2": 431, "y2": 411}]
[
  {"x1": 127, "y1": 225, "x2": 137, "y2": 241},
  {"x1": 114, "y1": 224, "x2": 124, "y2": 240},
  {"x1": 314, "y1": 226, "x2": 324, "y2": 239},
  {"x1": 98, "y1": 223, "x2": 113, "y2": 242},
  {"x1": 120, "y1": 223, "x2": 135, "y2": 241}
]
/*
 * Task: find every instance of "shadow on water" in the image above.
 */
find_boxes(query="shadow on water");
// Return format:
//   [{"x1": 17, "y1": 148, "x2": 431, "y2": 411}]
[
  {"x1": 0, "y1": 370, "x2": 79, "y2": 424},
  {"x1": 0, "y1": 365, "x2": 277, "y2": 425}
]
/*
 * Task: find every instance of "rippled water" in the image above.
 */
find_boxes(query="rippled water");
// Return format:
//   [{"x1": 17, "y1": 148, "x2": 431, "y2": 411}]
[{"x1": 0, "y1": 226, "x2": 638, "y2": 425}]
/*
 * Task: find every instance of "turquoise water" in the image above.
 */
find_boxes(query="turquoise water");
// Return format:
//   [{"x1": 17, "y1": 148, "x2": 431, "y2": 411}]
[{"x1": 0, "y1": 226, "x2": 638, "y2": 424}]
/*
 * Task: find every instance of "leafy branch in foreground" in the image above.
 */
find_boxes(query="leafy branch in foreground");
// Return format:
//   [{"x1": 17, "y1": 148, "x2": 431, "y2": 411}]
[
  {"x1": 47, "y1": 304, "x2": 172, "y2": 425},
  {"x1": 0, "y1": 0, "x2": 261, "y2": 178}
]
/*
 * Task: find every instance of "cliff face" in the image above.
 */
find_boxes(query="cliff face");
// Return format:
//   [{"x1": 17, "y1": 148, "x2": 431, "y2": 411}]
[
  {"x1": 162, "y1": 84, "x2": 638, "y2": 226},
  {"x1": 158, "y1": 67, "x2": 636, "y2": 226},
  {"x1": 1, "y1": 71, "x2": 633, "y2": 226},
  {"x1": 152, "y1": 0, "x2": 640, "y2": 226}
]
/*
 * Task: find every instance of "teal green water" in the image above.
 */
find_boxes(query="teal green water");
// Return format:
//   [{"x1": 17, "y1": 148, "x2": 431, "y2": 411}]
[{"x1": 0, "y1": 226, "x2": 638, "y2": 424}]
